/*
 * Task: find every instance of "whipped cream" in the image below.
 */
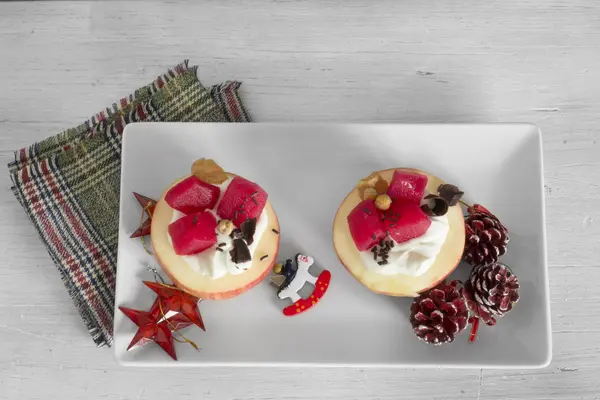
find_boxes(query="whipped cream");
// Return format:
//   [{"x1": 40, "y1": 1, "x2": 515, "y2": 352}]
[
  {"x1": 359, "y1": 214, "x2": 449, "y2": 277},
  {"x1": 167, "y1": 177, "x2": 269, "y2": 280}
]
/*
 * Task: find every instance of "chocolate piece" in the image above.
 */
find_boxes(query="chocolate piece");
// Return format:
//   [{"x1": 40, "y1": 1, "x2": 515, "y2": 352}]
[
  {"x1": 230, "y1": 228, "x2": 243, "y2": 240},
  {"x1": 230, "y1": 238, "x2": 252, "y2": 264},
  {"x1": 240, "y1": 218, "x2": 257, "y2": 245},
  {"x1": 272, "y1": 228, "x2": 279, "y2": 235},
  {"x1": 437, "y1": 184, "x2": 464, "y2": 206},
  {"x1": 192, "y1": 215, "x2": 198, "y2": 225},
  {"x1": 363, "y1": 207, "x2": 372, "y2": 215},
  {"x1": 215, "y1": 247, "x2": 223, "y2": 252},
  {"x1": 260, "y1": 254, "x2": 269, "y2": 261},
  {"x1": 371, "y1": 234, "x2": 377, "y2": 240},
  {"x1": 421, "y1": 195, "x2": 449, "y2": 217},
  {"x1": 218, "y1": 242, "x2": 226, "y2": 247}
]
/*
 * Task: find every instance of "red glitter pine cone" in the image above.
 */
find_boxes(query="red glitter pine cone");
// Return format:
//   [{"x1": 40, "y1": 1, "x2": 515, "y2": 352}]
[
  {"x1": 463, "y1": 262, "x2": 520, "y2": 326},
  {"x1": 409, "y1": 280, "x2": 469, "y2": 345},
  {"x1": 463, "y1": 204, "x2": 509, "y2": 268}
]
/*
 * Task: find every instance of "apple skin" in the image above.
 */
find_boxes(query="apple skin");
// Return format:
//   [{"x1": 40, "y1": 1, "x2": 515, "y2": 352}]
[
  {"x1": 151, "y1": 175, "x2": 280, "y2": 300},
  {"x1": 332, "y1": 168, "x2": 465, "y2": 297},
  {"x1": 154, "y1": 230, "x2": 279, "y2": 300}
]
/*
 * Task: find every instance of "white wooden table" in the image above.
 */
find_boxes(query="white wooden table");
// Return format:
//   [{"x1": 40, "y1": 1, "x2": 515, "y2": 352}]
[{"x1": 1, "y1": 1, "x2": 598, "y2": 399}]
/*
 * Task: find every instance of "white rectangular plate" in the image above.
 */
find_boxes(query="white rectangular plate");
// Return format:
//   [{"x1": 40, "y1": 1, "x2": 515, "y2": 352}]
[{"x1": 115, "y1": 123, "x2": 551, "y2": 368}]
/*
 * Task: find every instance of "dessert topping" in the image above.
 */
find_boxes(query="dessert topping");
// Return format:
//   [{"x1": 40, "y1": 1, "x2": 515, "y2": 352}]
[
  {"x1": 191, "y1": 158, "x2": 228, "y2": 185},
  {"x1": 363, "y1": 187, "x2": 379, "y2": 200},
  {"x1": 230, "y1": 239, "x2": 252, "y2": 264},
  {"x1": 387, "y1": 170, "x2": 428, "y2": 203},
  {"x1": 217, "y1": 219, "x2": 234, "y2": 236},
  {"x1": 217, "y1": 176, "x2": 268, "y2": 227},
  {"x1": 348, "y1": 170, "x2": 434, "y2": 250},
  {"x1": 165, "y1": 175, "x2": 220, "y2": 214},
  {"x1": 228, "y1": 218, "x2": 257, "y2": 264},
  {"x1": 357, "y1": 172, "x2": 388, "y2": 200},
  {"x1": 347, "y1": 199, "x2": 387, "y2": 251},
  {"x1": 437, "y1": 183, "x2": 464, "y2": 207},
  {"x1": 168, "y1": 211, "x2": 217, "y2": 256},
  {"x1": 240, "y1": 217, "x2": 257, "y2": 246},
  {"x1": 420, "y1": 194, "x2": 449, "y2": 217},
  {"x1": 370, "y1": 239, "x2": 394, "y2": 265},
  {"x1": 375, "y1": 193, "x2": 392, "y2": 211}
]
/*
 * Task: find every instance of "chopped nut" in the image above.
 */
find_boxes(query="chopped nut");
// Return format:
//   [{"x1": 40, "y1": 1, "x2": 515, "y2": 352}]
[
  {"x1": 374, "y1": 177, "x2": 389, "y2": 194},
  {"x1": 363, "y1": 187, "x2": 378, "y2": 200},
  {"x1": 357, "y1": 172, "x2": 380, "y2": 189},
  {"x1": 375, "y1": 194, "x2": 392, "y2": 211},
  {"x1": 357, "y1": 172, "x2": 389, "y2": 199},
  {"x1": 217, "y1": 219, "x2": 234, "y2": 236},
  {"x1": 191, "y1": 158, "x2": 229, "y2": 184}
]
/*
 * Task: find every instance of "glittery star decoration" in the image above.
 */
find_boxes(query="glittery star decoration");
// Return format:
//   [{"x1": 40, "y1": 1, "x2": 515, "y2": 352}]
[
  {"x1": 144, "y1": 281, "x2": 205, "y2": 330},
  {"x1": 130, "y1": 192, "x2": 157, "y2": 238},
  {"x1": 119, "y1": 299, "x2": 193, "y2": 360}
]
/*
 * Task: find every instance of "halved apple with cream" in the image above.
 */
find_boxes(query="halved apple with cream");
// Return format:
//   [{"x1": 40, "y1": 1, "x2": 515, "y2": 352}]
[
  {"x1": 151, "y1": 159, "x2": 280, "y2": 300},
  {"x1": 333, "y1": 168, "x2": 465, "y2": 297}
]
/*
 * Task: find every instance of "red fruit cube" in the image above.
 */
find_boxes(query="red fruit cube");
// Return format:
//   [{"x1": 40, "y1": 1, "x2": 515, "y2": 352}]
[
  {"x1": 347, "y1": 200, "x2": 387, "y2": 251},
  {"x1": 217, "y1": 177, "x2": 267, "y2": 227},
  {"x1": 165, "y1": 176, "x2": 220, "y2": 214},
  {"x1": 168, "y1": 211, "x2": 217, "y2": 255},
  {"x1": 387, "y1": 170, "x2": 428, "y2": 203},
  {"x1": 383, "y1": 201, "x2": 431, "y2": 244}
]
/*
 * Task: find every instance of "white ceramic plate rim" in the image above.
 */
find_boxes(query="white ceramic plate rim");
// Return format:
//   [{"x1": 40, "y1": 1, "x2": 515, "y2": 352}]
[{"x1": 114, "y1": 122, "x2": 551, "y2": 368}]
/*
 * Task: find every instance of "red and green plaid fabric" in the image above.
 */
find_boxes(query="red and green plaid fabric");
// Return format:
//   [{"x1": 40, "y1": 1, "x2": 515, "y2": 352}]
[{"x1": 8, "y1": 61, "x2": 251, "y2": 347}]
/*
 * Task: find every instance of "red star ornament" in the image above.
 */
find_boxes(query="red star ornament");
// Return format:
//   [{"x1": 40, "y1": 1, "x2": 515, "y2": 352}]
[
  {"x1": 119, "y1": 299, "x2": 193, "y2": 360},
  {"x1": 130, "y1": 192, "x2": 157, "y2": 238},
  {"x1": 143, "y1": 281, "x2": 206, "y2": 331}
]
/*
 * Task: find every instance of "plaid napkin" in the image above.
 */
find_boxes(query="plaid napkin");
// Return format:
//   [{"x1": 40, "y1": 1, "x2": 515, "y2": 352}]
[{"x1": 8, "y1": 60, "x2": 251, "y2": 347}]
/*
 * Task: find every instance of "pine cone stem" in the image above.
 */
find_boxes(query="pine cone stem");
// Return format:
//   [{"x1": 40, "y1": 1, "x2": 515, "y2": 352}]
[
  {"x1": 468, "y1": 317, "x2": 480, "y2": 343},
  {"x1": 459, "y1": 199, "x2": 472, "y2": 208}
]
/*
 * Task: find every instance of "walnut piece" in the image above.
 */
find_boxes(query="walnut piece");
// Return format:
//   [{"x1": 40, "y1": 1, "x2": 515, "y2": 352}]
[
  {"x1": 357, "y1": 172, "x2": 389, "y2": 200},
  {"x1": 363, "y1": 187, "x2": 378, "y2": 200},
  {"x1": 191, "y1": 158, "x2": 228, "y2": 185}
]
